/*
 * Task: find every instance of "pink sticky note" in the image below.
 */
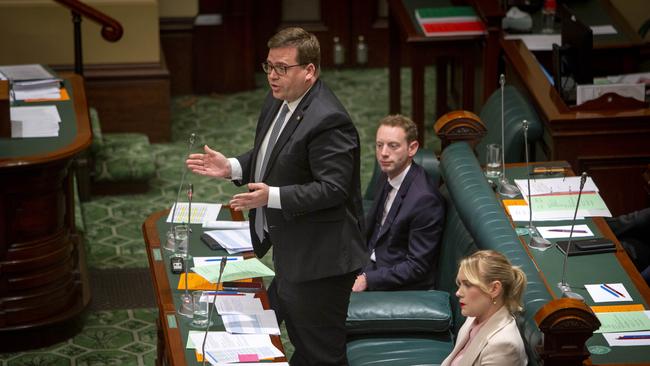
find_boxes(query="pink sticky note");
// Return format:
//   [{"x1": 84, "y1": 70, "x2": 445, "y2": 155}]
[{"x1": 238, "y1": 354, "x2": 259, "y2": 362}]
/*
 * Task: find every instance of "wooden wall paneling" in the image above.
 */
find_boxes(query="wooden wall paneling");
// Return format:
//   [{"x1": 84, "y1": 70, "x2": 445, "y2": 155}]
[
  {"x1": 160, "y1": 17, "x2": 195, "y2": 96},
  {"x1": 82, "y1": 64, "x2": 171, "y2": 142},
  {"x1": 194, "y1": 0, "x2": 255, "y2": 94}
]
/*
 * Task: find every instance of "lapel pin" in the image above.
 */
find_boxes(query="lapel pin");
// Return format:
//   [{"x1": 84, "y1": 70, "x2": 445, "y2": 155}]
[{"x1": 296, "y1": 115, "x2": 302, "y2": 121}]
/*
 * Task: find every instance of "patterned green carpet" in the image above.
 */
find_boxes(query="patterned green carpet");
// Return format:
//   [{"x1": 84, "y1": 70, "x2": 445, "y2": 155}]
[{"x1": 0, "y1": 67, "x2": 438, "y2": 365}]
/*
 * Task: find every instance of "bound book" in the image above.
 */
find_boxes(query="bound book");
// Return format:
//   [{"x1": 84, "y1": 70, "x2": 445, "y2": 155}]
[{"x1": 415, "y1": 6, "x2": 486, "y2": 37}]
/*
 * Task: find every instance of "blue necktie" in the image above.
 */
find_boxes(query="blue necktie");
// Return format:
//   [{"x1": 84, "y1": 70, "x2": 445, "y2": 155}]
[{"x1": 255, "y1": 104, "x2": 290, "y2": 241}]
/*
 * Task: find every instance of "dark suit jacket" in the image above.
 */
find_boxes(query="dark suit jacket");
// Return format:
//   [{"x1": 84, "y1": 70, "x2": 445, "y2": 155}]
[
  {"x1": 236, "y1": 79, "x2": 367, "y2": 283},
  {"x1": 364, "y1": 163, "x2": 445, "y2": 290}
]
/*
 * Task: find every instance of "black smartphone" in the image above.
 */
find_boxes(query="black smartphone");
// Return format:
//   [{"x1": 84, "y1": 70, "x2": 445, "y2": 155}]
[
  {"x1": 170, "y1": 256, "x2": 184, "y2": 274},
  {"x1": 557, "y1": 237, "x2": 615, "y2": 256}
]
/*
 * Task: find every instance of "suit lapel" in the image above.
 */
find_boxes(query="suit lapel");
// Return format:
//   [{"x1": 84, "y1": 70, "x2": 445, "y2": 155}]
[
  {"x1": 458, "y1": 307, "x2": 513, "y2": 366},
  {"x1": 375, "y1": 165, "x2": 420, "y2": 242},
  {"x1": 261, "y1": 80, "x2": 319, "y2": 180}
]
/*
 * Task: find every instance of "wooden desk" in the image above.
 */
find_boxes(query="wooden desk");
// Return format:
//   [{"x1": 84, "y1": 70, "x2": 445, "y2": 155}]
[
  {"x1": 0, "y1": 73, "x2": 91, "y2": 350},
  {"x1": 388, "y1": 0, "x2": 502, "y2": 145},
  {"x1": 142, "y1": 210, "x2": 286, "y2": 365},
  {"x1": 504, "y1": 163, "x2": 650, "y2": 365},
  {"x1": 501, "y1": 39, "x2": 650, "y2": 216}
]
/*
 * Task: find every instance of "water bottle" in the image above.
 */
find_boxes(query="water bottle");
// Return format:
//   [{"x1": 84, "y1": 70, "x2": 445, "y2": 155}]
[
  {"x1": 333, "y1": 36, "x2": 345, "y2": 67},
  {"x1": 356, "y1": 35, "x2": 368, "y2": 66},
  {"x1": 541, "y1": 0, "x2": 556, "y2": 34}
]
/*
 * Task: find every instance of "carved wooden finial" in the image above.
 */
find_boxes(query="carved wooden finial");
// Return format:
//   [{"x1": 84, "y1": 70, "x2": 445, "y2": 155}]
[
  {"x1": 433, "y1": 110, "x2": 487, "y2": 151},
  {"x1": 534, "y1": 298, "x2": 600, "y2": 366}
]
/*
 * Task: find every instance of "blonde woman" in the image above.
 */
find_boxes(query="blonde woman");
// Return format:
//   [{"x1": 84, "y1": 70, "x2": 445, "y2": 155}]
[{"x1": 441, "y1": 250, "x2": 528, "y2": 366}]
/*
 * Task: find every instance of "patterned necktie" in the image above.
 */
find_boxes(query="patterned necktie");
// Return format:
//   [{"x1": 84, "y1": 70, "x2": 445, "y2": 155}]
[{"x1": 255, "y1": 103, "x2": 290, "y2": 241}]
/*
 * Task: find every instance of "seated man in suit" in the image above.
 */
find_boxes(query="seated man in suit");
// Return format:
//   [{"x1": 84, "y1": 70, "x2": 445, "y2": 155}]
[{"x1": 352, "y1": 114, "x2": 445, "y2": 291}]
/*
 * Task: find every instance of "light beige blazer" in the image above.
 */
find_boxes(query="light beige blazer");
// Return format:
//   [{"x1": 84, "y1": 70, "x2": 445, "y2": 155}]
[{"x1": 441, "y1": 306, "x2": 527, "y2": 366}]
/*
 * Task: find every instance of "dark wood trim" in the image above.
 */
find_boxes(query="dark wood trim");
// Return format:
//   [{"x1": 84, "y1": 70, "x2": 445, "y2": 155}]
[{"x1": 52, "y1": 0, "x2": 123, "y2": 42}]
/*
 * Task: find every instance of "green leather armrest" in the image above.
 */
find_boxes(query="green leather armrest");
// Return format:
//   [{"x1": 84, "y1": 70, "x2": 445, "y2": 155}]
[{"x1": 346, "y1": 290, "x2": 451, "y2": 335}]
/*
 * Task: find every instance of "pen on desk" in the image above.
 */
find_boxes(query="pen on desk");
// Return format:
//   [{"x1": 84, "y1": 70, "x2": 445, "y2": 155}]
[
  {"x1": 205, "y1": 258, "x2": 239, "y2": 262},
  {"x1": 603, "y1": 283, "x2": 625, "y2": 298},
  {"x1": 616, "y1": 335, "x2": 650, "y2": 340},
  {"x1": 548, "y1": 229, "x2": 588, "y2": 233},
  {"x1": 600, "y1": 284, "x2": 620, "y2": 298},
  {"x1": 202, "y1": 291, "x2": 243, "y2": 295}
]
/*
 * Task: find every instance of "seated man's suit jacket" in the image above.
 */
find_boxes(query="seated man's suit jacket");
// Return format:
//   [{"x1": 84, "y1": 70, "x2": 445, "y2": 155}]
[{"x1": 364, "y1": 162, "x2": 445, "y2": 290}]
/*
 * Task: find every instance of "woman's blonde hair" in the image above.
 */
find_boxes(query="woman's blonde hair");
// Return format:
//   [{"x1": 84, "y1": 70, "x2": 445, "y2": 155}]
[{"x1": 458, "y1": 250, "x2": 527, "y2": 313}]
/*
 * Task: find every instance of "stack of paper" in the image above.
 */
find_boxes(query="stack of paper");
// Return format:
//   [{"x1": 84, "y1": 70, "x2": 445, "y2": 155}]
[
  {"x1": 0, "y1": 64, "x2": 61, "y2": 101},
  {"x1": 10, "y1": 105, "x2": 61, "y2": 138},
  {"x1": 512, "y1": 177, "x2": 612, "y2": 220},
  {"x1": 415, "y1": 6, "x2": 486, "y2": 37},
  {"x1": 192, "y1": 257, "x2": 275, "y2": 283},
  {"x1": 203, "y1": 229, "x2": 253, "y2": 253},
  {"x1": 188, "y1": 331, "x2": 284, "y2": 364}
]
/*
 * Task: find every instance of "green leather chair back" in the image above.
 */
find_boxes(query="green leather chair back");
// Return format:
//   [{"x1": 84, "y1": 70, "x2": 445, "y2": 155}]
[
  {"x1": 364, "y1": 148, "x2": 440, "y2": 201},
  {"x1": 476, "y1": 86, "x2": 543, "y2": 165},
  {"x1": 440, "y1": 142, "x2": 553, "y2": 366}
]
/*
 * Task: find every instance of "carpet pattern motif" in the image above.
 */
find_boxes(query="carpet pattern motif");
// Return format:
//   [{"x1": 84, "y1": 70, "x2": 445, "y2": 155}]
[{"x1": 0, "y1": 67, "x2": 438, "y2": 365}]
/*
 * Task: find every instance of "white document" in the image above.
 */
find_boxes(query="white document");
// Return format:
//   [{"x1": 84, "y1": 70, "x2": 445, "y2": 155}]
[
  {"x1": 537, "y1": 225, "x2": 593, "y2": 239},
  {"x1": 188, "y1": 331, "x2": 283, "y2": 363},
  {"x1": 515, "y1": 177, "x2": 599, "y2": 197},
  {"x1": 586, "y1": 283, "x2": 633, "y2": 303},
  {"x1": 576, "y1": 83, "x2": 645, "y2": 105},
  {"x1": 0, "y1": 64, "x2": 54, "y2": 80},
  {"x1": 222, "y1": 310, "x2": 281, "y2": 335},
  {"x1": 203, "y1": 229, "x2": 253, "y2": 253},
  {"x1": 503, "y1": 34, "x2": 560, "y2": 51},
  {"x1": 203, "y1": 220, "x2": 250, "y2": 229},
  {"x1": 166, "y1": 202, "x2": 222, "y2": 224},
  {"x1": 506, "y1": 204, "x2": 584, "y2": 222},
  {"x1": 192, "y1": 256, "x2": 243, "y2": 267},
  {"x1": 590, "y1": 25, "x2": 617, "y2": 35},
  {"x1": 216, "y1": 295, "x2": 264, "y2": 315},
  {"x1": 603, "y1": 331, "x2": 650, "y2": 347},
  {"x1": 10, "y1": 105, "x2": 61, "y2": 138}
]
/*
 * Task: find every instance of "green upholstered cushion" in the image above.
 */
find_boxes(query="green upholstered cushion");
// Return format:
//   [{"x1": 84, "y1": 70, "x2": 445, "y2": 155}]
[
  {"x1": 93, "y1": 133, "x2": 155, "y2": 183},
  {"x1": 476, "y1": 85, "x2": 543, "y2": 164},
  {"x1": 346, "y1": 290, "x2": 451, "y2": 334},
  {"x1": 347, "y1": 336, "x2": 452, "y2": 366}
]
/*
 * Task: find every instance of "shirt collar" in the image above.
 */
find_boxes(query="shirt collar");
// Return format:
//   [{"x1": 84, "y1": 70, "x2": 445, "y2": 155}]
[{"x1": 387, "y1": 163, "x2": 411, "y2": 191}]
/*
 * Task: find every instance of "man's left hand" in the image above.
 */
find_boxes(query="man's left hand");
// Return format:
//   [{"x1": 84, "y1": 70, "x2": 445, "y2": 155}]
[
  {"x1": 230, "y1": 182, "x2": 269, "y2": 211},
  {"x1": 352, "y1": 274, "x2": 368, "y2": 292}
]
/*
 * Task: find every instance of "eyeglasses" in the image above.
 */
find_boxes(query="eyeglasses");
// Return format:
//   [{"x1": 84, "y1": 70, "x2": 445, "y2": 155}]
[{"x1": 261, "y1": 62, "x2": 306, "y2": 76}]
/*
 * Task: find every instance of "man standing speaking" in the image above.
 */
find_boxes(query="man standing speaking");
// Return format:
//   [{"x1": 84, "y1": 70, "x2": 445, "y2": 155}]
[{"x1": 186, "y1": 27, "x2": 366, "y2": 365}]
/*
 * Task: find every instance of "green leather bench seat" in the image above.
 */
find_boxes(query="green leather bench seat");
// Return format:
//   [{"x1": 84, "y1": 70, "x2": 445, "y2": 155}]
[
  {"x1": 347, "y1": 142, "x2": 554, "y2": 366},
  {"x1": 439, "y1": 142, "x2": 553, "y2": 366},
  {"x1": 347, "y1": 337, "x2": 452, "y2": 366},
  {"x1": 476, "y1": 85, "x2": 543, "y2": 164}
]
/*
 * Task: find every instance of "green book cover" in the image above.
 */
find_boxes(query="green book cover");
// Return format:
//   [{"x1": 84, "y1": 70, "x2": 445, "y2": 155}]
[{"x1": 415, "y1": 6, "x2": 477, "y2": 20}]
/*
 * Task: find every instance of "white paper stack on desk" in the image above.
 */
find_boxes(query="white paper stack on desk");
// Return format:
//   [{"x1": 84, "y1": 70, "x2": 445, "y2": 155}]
[
  {"x1": 0, "y1": 64, "x2": 61, "y2": 101},
  {"x1": 10, "y1": 105, "x2": 61, "y2": 138},
  {"x1": 510, "y1": 176, "x2": 612, "y2": 221}
]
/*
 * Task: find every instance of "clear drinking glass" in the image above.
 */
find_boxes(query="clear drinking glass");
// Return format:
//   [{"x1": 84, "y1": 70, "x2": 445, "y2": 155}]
[
  {"x1": 191, "y1": 291, "x2": 211, "y2": 328},
  {"x1": 165, "y1": 225, "x2": 188, "y2": 257},
  {"x1": 485, "y1": 143, "x2": 503, "y2": 179}
]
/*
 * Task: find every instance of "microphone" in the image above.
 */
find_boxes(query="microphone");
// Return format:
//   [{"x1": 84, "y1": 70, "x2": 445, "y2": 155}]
[
  {"x1": 178, "y1": 183, "x2": 195, "y2": 317},
  {"x1": 523, "y1": 120, "x2": 552, "y2": 250},
  {"x1": 496, "y1": 74, "x2": 521, "y2": 198},
  {"x1": 201, "y1": 256, "x2": 228, "y2": 365},
  {"x1": 558, "y1": 172, "x2": 588, "y2": 300},
  {"x1": 170, "y1": 133, "x2": 197, "y2": 247}
]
